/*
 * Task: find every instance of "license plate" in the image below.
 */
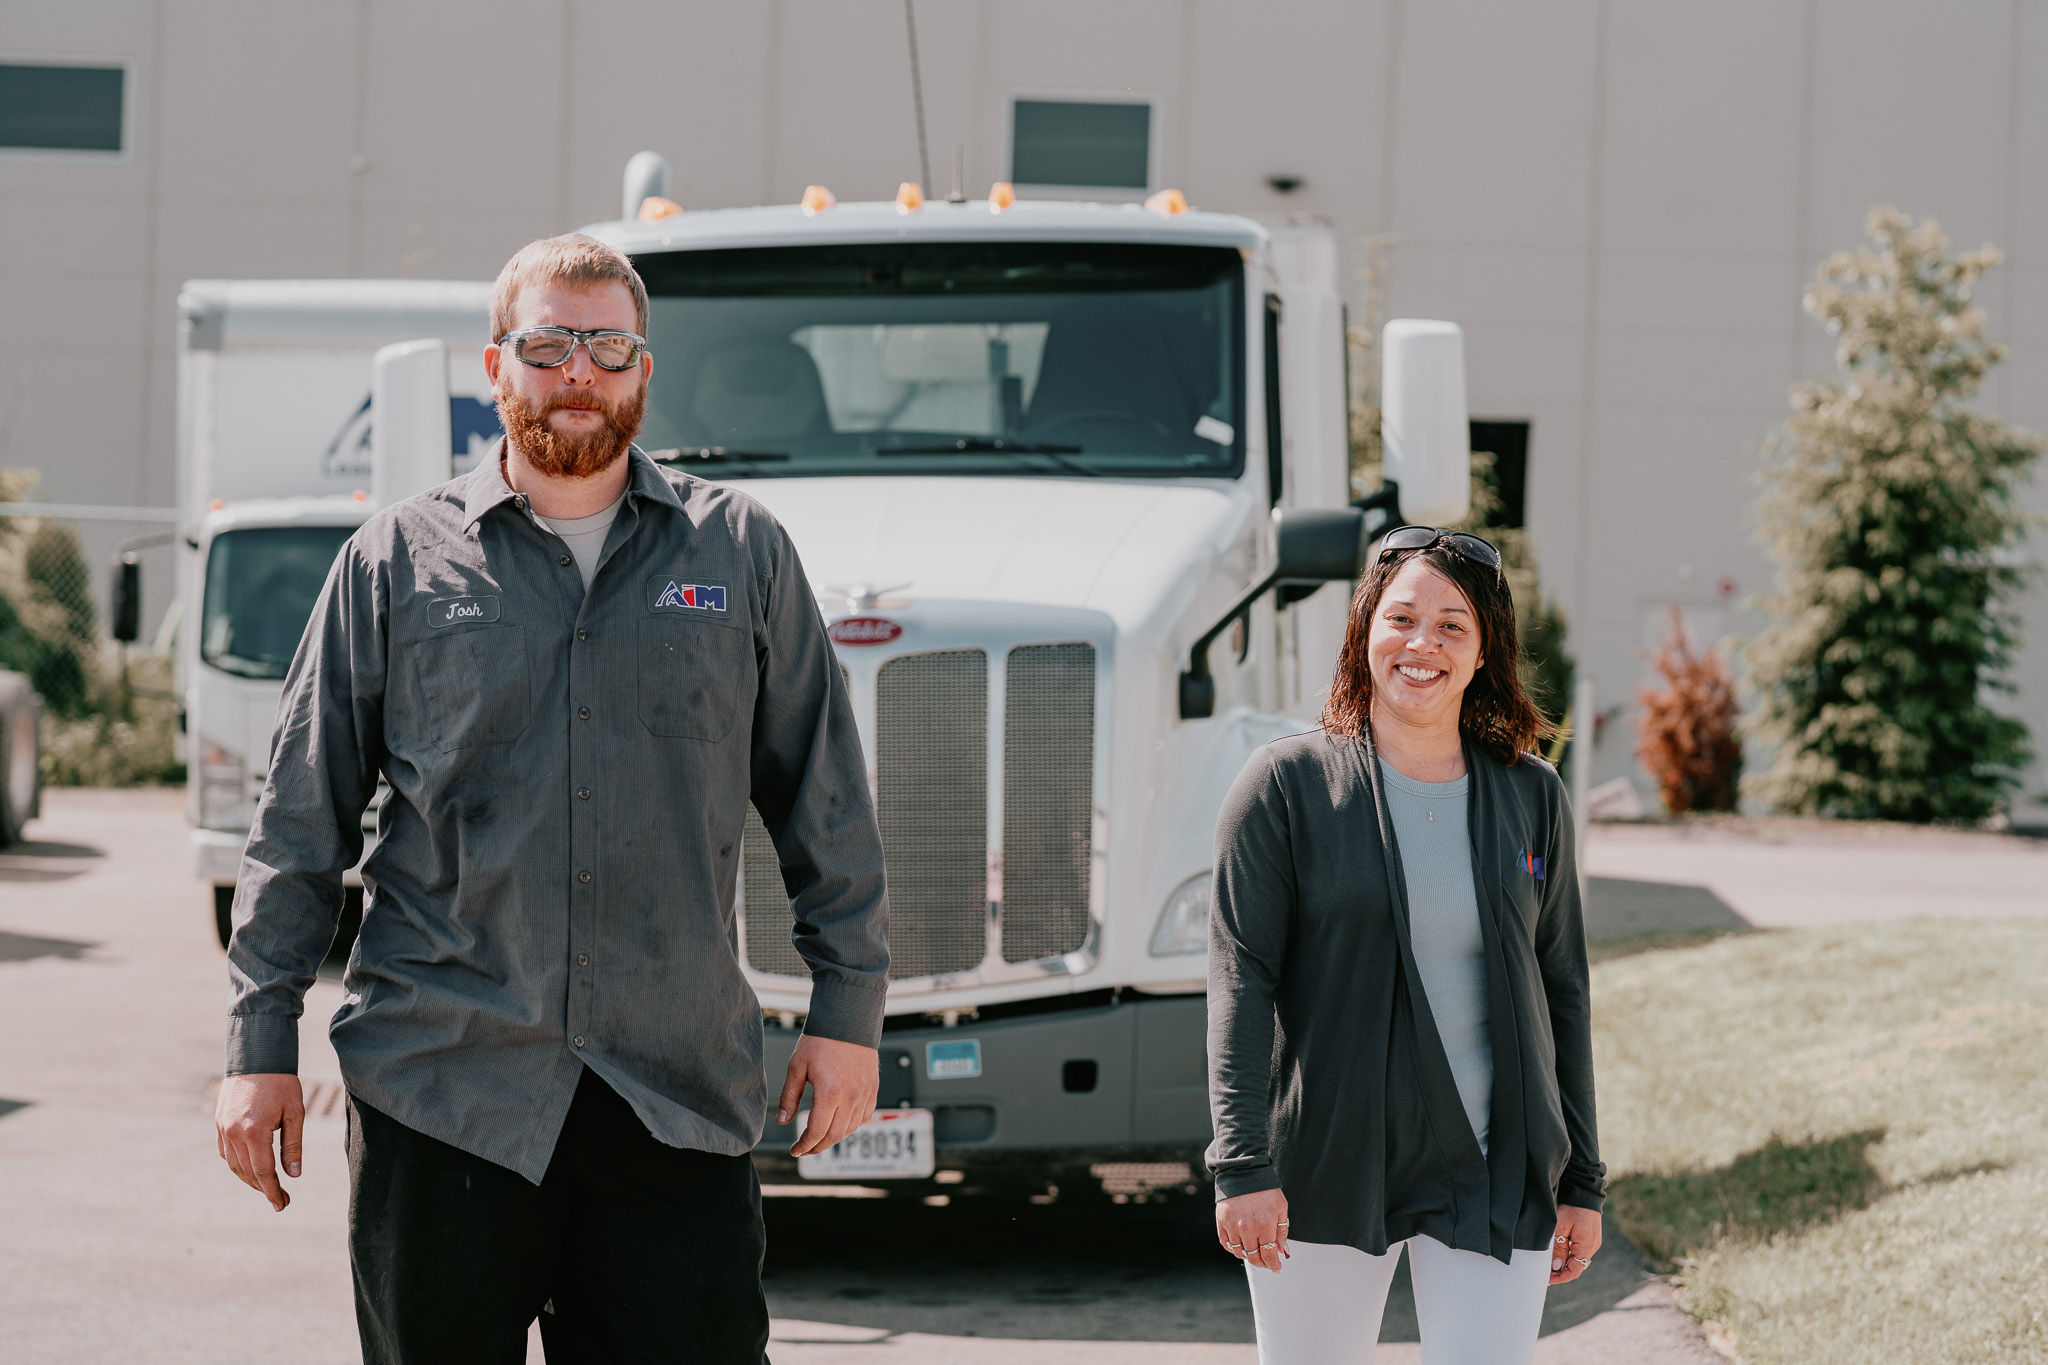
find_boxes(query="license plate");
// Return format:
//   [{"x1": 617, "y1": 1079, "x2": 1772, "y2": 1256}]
[{"x1": 795, "y1": 1107, "x2": 935, "y2": 1180}]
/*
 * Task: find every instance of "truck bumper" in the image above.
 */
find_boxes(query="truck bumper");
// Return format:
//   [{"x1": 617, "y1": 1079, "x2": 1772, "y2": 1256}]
[
  {"x1": 191, "y1": 827, "x2": 367, "y2": 887},
  {"x1": 190, "y1": 827, "x2": 245, "y2": 883},
  {"x1": 753, "y1": 992, "x2": 1212, "y2": 1186}
]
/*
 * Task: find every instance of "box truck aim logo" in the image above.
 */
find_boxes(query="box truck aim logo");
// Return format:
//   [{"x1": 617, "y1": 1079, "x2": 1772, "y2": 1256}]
[{"x1": 322, "y1": 394, "x2": 505, "y2": 479}]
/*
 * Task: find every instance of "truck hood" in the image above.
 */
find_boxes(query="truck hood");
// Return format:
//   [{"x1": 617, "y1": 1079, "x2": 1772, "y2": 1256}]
[{"x1": 727, "y1": 476, "x2": 1243, "y2": 624}]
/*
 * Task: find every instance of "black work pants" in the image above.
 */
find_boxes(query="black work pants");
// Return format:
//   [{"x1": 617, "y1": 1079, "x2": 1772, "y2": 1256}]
[{"x1": 347, "y1": 1066, "x2": 769, "y2": 1364}]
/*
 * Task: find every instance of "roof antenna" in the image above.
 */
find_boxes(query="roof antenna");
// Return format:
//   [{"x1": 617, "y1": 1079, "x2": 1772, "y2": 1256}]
[
  {"x1": 947, "y1": 142, "x2": 966, "y2": 203},
  {"x1": 904, "y1": 0, "x2": 932, "y2": 195}
]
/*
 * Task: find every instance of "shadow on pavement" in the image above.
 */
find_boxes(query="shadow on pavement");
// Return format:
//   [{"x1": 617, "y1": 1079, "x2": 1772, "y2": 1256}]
[
  {"x1": 0, "y1": 929, "x2": 98, "y2": 963},
  {"x1": 0, "y1": 838, "x2": 105, "y2": 883},
  {"x1": 1585, "y1": 877, "x2": 1749, "y2": 942},
  {"x1": 763, "y1": 1190, "x2": 1656, "y2": 1343}
]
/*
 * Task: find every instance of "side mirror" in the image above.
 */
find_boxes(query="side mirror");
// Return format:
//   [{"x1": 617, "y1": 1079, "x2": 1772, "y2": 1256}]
[
  {"x1": 371, "y1": 339, "x2": 453, "y2": 510},
  {"x1": 111, "y1": 554, "x2": 141, "y2": 644},
  {"x1": 1378, "y1": 320, "x2": 1470, "y2": 527},
  {"x1": 1179, "y1": 506, "x2": 1367, "y2": 720}
]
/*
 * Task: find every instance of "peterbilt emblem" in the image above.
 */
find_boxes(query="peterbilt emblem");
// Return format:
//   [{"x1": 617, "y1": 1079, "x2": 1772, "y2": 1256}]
[{"x1": 829, "y1": 617, "x2": 902, "y2": 646}]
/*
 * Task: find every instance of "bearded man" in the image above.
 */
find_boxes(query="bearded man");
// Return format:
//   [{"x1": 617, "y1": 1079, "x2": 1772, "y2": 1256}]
[{"x1": 214, "y1": 234, "x2": 889, "y2": 1364}]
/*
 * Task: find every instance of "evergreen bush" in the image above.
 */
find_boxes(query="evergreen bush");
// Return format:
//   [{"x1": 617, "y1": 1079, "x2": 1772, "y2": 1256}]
[{"x1": 1748, "y1": 210, "x2": 2041, "y2": 821}]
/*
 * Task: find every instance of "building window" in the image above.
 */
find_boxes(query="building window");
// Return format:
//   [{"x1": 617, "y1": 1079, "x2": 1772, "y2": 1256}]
[
  {"x1": 1009, "y1": 97, "x2": 1153, "y2": 191},
  {"x1": 0, "y1": 63, "x2": 125, "y2": 153},
  {"x1": 1468, "y1": 420, "x2": 1530, "y2": 528}
]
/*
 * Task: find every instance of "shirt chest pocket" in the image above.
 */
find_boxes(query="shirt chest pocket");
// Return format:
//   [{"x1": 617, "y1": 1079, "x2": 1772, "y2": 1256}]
[
  {"x1": 416, "y1": 625, "x2": 532, "y2": 751},
  {"x1": 638, "y1": 616, "x2": 751, "y2": 743}
]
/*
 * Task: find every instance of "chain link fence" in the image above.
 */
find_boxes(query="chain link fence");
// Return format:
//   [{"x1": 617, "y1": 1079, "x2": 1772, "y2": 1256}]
[{"x1": 0, "y1": 496, "x2": 184, "y2": 784}]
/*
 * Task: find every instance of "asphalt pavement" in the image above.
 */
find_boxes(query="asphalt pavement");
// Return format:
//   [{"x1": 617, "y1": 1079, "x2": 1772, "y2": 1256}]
[{"x1": 0, "y1": 788, "x2": 1790, "y2": 1363}]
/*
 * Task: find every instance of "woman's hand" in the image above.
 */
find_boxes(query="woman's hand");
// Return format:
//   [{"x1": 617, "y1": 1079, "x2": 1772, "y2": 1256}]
[
  {"x1": 1550, "y1": 1204, "x2": 1603, "y2": 1285},
  {"x1": 1216, "y1": 1187, "x2": 1290, "y2": 1273}
]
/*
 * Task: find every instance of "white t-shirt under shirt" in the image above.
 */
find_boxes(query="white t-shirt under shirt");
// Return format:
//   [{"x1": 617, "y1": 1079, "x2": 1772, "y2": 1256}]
[
  {"x1": 1378, "y1": 759, "x2": 1493, "y2": 1154},
  {"x1": 536, "y1": 491, "x2": 627, "y2": 591}
]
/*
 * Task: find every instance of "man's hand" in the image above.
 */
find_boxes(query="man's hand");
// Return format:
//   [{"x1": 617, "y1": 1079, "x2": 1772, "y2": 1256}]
[
  {"x1": 1551, "y1": 1203, "x2": 1604, "y2": 1284},
  {"x1": 215, "y1": 1073, "x2": 305, "y2": 1212},
  {"x1": 777, "y1": 1034, "x2": 879, "y2": 1158}
]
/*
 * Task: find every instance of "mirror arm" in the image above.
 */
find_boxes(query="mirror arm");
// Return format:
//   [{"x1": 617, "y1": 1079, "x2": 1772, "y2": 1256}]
[{"x1": 1178, "y1": 567, "x2": 1285, "y2": 720}]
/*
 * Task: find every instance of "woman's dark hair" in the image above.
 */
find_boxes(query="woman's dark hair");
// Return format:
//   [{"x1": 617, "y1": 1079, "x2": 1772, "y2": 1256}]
[{"x1": 1320, "y1": 544, "x2": 1557, "y2": 766}]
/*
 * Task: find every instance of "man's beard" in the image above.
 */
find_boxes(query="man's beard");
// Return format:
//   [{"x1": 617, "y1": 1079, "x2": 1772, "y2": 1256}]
[{"x1": 497, "y1": 381, "x2": 646, "y2": 480}]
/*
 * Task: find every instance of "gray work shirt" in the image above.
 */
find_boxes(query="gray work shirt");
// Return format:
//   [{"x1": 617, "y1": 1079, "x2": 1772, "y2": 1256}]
[{"x1": 224, "y1": 444, "x2": 890, "y2": 1183}]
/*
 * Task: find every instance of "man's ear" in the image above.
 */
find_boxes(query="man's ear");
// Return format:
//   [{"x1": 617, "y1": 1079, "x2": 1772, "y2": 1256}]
[{"x1": 483, "y1": 344, "x2": 502, "y2": 387}]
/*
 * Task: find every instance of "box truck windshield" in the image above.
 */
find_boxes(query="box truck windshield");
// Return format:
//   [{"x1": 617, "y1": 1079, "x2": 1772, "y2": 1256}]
[
  {"x1": 201, "y1": 526, "x2": 354, "y2": 679},
  {"x1": 635, "y1": 241, "x2": 1244, "y2": 478}
]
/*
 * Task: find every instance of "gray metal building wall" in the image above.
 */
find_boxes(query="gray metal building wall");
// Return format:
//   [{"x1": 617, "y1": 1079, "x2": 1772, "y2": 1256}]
[{"x1": 5, "y1": 0, "x2": 2046, "y2": 810}]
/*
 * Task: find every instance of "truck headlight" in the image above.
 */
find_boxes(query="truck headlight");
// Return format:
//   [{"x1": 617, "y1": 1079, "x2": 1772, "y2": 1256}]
[
  {"x1": 1148, "y1": 872, "x2": 1212, "y2": 957},
  {"x1": 197, "y1": 739, "x2": 252, "y2": 829}
]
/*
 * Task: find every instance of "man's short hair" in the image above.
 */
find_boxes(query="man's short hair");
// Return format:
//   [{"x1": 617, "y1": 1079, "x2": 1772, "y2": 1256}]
[{"x1": 490, "y1": 234, "x2": 650, "y2": 341}]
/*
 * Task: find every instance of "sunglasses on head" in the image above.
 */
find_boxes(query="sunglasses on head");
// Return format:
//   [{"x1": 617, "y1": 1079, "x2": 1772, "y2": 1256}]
[
  {"x1": 1377, "y1": 525, "x2": 1503, "y2": 572},
  {"x1": 497, "y1": 326, "x2": 648, "y2": 371}
]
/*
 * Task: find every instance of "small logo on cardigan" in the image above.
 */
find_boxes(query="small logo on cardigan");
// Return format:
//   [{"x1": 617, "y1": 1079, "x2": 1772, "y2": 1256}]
[{"x1": 1518, "y1": 849, "x2": 1546, "y2": 880}]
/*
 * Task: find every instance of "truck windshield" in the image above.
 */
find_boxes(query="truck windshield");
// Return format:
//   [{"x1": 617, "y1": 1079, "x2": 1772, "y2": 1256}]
[
  {"x1": 634, "y1": 242, "x2": 1245, "y2": 479},
  {"x1": 201, "y1": 525, "x2": 355, "y2": 680}
]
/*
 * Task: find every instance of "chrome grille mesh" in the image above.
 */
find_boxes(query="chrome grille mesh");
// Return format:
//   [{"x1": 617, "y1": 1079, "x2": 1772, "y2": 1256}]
[
  {"x1": 740, "y1": 805, "x2": 806, "y2": 977},
  {"x1": 741, "y1": 662, "x2": 850, "y2": 980},
  {"x1": 1000, "y1": 644, "x2": 1096, "y2": 962},
  {"x1": 876, "y1": 649, "x2": 989, "y2": 978}
]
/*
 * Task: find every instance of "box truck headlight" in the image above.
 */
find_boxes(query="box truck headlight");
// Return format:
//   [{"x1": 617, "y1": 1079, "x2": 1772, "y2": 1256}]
[
  {"x1": 1149, "y1": 873, "x2": 1213, "y2": 957},
  {"x1": 198, "y1": 740, "x2": 251, "y2": 829}
]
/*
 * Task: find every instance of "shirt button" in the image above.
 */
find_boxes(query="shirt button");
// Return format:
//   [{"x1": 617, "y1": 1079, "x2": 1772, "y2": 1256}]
[
  {"x1": 578, "y1": 869, "x2": 592, "y2": 884},
  {"x1": 578, "y1": 706, "x2": 590, "y2": 720},
  {"x1": 577, "y1": 953, "x2": 590, "y2": 966},
  {"x1": 577, "y1": 787, "x2": 590, "y2": 800},
  {"x1": 577, "y1": 629, "x2": 588, "y2": 640},
  {"x1": 559, "y1": 554, "x2": 573, "y2": 566},
  {"x1": 573, "y1": 1035, "x2": 585, "y2": 1048}
]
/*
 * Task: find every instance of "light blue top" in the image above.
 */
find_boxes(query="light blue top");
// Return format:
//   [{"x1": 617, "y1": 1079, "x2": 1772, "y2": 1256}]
[{"x1": 1378, "y1": 759, "x2": 1492, "y2": 1154}]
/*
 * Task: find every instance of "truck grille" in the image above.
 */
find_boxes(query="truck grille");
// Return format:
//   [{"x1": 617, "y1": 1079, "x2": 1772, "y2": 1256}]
[
  {"x1": 1000, "y1": 644, "x2": 1096, "y2": 962},
  {"x1": 875, "y1": 649, "x2": 989, "y2": 978},
  {"x1": 741, "y1": 806, "x2": 806, "y2": 978},
  {"x1": 740, "y1": 642, "x2": 1099, "y2": 985}
]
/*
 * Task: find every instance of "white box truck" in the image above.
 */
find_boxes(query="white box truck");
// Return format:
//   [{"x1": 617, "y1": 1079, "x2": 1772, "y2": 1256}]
[
  {"x1": 173, "y1": 158, "x2": 1470, "y2": 1197},
  {"x1": 175, "y1": 281, "x2": 503, "y2": 946}
]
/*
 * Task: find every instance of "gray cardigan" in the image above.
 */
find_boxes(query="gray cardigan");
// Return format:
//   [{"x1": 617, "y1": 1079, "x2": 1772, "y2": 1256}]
[{"x1": 1205, "y1": 728, "x2": 1605, "y2": 1264}]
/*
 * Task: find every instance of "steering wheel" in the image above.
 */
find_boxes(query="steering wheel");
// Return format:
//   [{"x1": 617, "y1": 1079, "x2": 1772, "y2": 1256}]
[{"x1": 1027, "y1": 409, "x2": 1177, "y2": 443}]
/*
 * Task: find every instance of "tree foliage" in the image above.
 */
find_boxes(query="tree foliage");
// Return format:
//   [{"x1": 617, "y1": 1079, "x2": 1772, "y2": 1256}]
[{"x1": 1748, "y1": 210, "x2": 2040, "y2": 820}]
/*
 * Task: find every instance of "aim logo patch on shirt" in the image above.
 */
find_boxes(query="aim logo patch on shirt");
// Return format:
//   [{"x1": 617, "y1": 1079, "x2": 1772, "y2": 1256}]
[
  {"x1": 648, "y1": 577, "x2": 728, "y2": 613},
  {"x1": 1517, "y1": 849, "x2": 1546, "y2": 880}
]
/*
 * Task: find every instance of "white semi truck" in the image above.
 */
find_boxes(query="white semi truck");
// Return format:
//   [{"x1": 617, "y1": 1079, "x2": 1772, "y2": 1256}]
[{"x1": 173, "y1": 156, "x2": 1470, "y2": 1196}]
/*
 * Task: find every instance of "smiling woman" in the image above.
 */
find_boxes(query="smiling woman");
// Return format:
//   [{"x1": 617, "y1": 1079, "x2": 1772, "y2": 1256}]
[{"x1": 1206, "y1": 527, "x2": 1597, "y2": 1364}]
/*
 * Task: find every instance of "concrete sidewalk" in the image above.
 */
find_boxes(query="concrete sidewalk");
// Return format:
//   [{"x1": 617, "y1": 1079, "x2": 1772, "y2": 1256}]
[{"x1": 1584, "y1": 816, "x2": 2048, "y2": 935}]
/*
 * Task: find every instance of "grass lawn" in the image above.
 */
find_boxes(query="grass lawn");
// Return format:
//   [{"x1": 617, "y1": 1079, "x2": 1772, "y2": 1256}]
[{"x1": 1592, "y1": 918, "x2": 2048, "y2": 1364}]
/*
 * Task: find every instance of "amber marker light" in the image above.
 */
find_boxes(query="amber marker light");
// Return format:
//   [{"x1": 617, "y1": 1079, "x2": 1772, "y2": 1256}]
[
  {"x1": 988, "y1": 181, "x2": 1016, "y2": 211},
  {"x1": 637, "y1": 195, "x2": 683, "y2": 223},
  {"x1": 895, "y1": 182, "x2": 924, "y2": 213},
  {"x1": 1144, "y1": 188, "x2": 1189, "y2": 215},
  {"x1": 800, "y1": 185, "x2": 837, "y2": 216}
]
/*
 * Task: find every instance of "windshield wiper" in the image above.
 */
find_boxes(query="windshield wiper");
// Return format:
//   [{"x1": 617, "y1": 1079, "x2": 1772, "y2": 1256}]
[
  {"x1": 650, "y1": 447, "x2": 791, "y2": 464},
  {"x1": 879, "y1": 437, "x2": 1081, "y2": 455},
  {"x1": 877, "y1": 436, "x2": 1099, "y2": 477}
]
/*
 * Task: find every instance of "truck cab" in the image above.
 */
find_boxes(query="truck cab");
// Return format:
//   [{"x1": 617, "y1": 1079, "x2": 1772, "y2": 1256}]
[{"x1": 584, "y1": 170, "x2": 1469, "y2": 1191}]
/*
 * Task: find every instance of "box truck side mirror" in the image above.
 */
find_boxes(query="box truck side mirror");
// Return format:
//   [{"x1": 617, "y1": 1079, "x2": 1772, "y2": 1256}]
[
  {"x1": 1373, "y1": 319, "x2": 1471, "y2": 528},
  {"x1": 110, "y1": 554, "x2": 141, "y2": 644},
  {"x1": 371, "y1": 339, "x2": 453, "y2": 511},
  {"x1": 1178, "y1": 506, "x2": 1369, "y2": 720}
]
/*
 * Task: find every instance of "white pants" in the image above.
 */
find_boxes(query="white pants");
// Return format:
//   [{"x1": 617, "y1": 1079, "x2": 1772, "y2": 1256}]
[{"x1": 1246, "y1": 1236, "x2": 1551, "y2": 1365}]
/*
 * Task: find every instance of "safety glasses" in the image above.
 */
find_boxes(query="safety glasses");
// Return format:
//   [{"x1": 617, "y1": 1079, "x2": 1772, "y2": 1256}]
[
  {"x1": 497, "y1": 326, "x2": 648, "y2": 371},
  {"x1": 1377, "y1": 525, "x2": 1503, "y2": 573}
]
